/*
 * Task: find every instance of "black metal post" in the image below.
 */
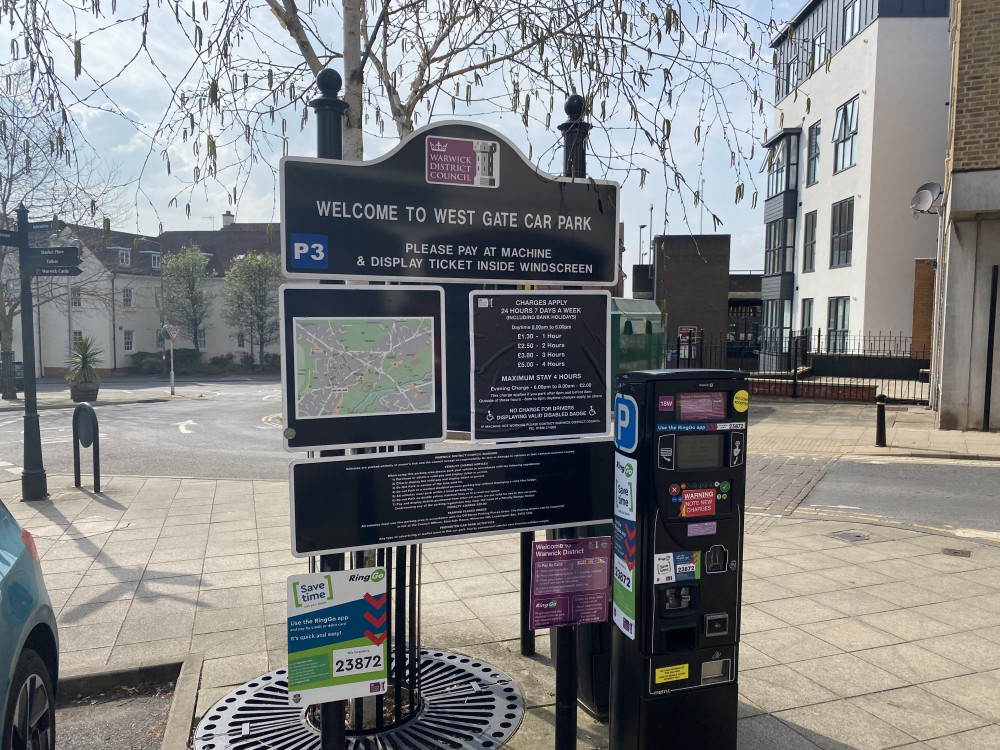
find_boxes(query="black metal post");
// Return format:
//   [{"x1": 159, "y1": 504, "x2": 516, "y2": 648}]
[
  {"x1": 983, "y1": 265, "x2": 998, "y2": 431},
  {"x1": 310, "y1": 68, "x2": 349, "y2": 750},
  {"x1": 552, "y1": 96, "x2": 591, "y2": 750},
  {"x1": 519, "y1": 532, "x2": 535, "y2": 656},
  {"x1": 875, "y1": 394, "x2": 887, "y2": 447},
  {"x1": 17, "y1": 204, "x2": 47, "y2": 501},
  {"x1": 554, "y1": 528, "x2": 578, "y2": 750}
]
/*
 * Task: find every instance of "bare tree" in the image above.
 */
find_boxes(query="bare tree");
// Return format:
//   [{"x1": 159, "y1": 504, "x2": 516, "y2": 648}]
[
  {"x1": 4, "y1": 1, "x2": 773, "y2": 223},
  {"x1": 0, "y1": 67, "x2": 128, "y2": 398}
]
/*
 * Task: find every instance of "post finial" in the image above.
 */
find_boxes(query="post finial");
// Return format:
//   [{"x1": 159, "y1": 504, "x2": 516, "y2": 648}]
[
  {"x1": 564, "y1": 94, "x2": 586, "y2": 122},
  {"x1": 316, "y1": 68, "x2": 343, "y2": 98}
]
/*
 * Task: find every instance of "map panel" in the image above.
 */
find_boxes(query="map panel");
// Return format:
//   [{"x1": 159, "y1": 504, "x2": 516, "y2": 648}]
[{"x1": 294, "y1": 317, "x2": 435, "y2": 419}]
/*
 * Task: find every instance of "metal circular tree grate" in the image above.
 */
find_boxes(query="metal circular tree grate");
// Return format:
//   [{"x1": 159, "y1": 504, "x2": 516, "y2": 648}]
[{"x1": 194, "y1": 650, "x2": 524, "y2": 750}]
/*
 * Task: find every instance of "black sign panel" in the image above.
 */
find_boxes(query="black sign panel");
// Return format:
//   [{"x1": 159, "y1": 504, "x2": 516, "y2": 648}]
[
  {"x1": 28, "y1": 219, "x2": 67, "y2": 231},
  {"x1": 279, "y1": 284, "x2": 446, "y2": 452},
  {"x1": 290, "y1": 440, "x2": 614, "y2": 555},
  {"x1": 0, "y1": 229, "x2": 21, "y2": 246},
  {"x1": 471, "y1": 290, "x2": 610, "y2": 442},
  {"x1": 22, "y1": 246, "x2": 81, "y2": 269},
  {"x1": 281, "y1": 121, "x2": 619, "y2": 285},
  {"x1": 33, "y1": 266, "x2": 83, "y2": 277}
]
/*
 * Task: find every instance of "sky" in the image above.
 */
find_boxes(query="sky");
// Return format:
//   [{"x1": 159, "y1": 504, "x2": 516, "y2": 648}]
[{"x1": 5, "y1": 0, "x2": 803, "y2": 295}]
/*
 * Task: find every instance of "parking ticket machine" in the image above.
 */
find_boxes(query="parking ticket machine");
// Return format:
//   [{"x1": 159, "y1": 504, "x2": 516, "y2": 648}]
[{"x1": 609, "y1": 370, "x2": 748, "y2": 750}]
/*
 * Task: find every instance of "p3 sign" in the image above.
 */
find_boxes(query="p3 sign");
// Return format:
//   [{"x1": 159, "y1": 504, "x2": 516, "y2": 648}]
[
  {"x1": 615, "y1": 394, "x2": 638, "y2": 453},
  {"x1": 290, "y1": 233, "x2": 328, "y2": 269}
]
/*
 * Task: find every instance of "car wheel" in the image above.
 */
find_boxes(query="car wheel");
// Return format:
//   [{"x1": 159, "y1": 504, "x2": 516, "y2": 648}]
[{"x1": 2, "y1": 648, "x2": 55, "y2": 750}]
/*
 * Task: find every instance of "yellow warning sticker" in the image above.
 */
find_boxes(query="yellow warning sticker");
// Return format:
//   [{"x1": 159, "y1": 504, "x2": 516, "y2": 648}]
[
  {"x1": 732, "y1": 389, "x2": 749, "y2": 413},
  {"x1": 654, "y1": 664, "x2": 689, "y2": 684}
]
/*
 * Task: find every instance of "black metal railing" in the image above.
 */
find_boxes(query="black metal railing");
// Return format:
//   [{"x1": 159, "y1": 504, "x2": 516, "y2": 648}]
[{"x1": 670, "y1": 330, "x2": 930, "y2": 403}]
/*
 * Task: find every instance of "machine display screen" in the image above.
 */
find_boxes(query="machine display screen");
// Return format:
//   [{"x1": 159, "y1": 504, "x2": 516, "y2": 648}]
[
  {"x1": 675, "y1": 434, "x2": 726, "y2": 470},
  {"x1": 677, "y1": 392, "x2": 727, "y2": 422}
]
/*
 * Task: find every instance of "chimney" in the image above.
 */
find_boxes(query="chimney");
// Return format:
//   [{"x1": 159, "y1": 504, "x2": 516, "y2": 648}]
[{"x1": 222, "y1": 210, "x2": 235, "y2": 229}]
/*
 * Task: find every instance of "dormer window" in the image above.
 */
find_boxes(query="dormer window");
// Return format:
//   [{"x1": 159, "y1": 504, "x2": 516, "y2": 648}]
[
  {"x1": 119, "y1": 249, "x2": 131, "y2": 267},
  {"x1": 151, "y1": 253, "x2": 161, "y2": 269}
]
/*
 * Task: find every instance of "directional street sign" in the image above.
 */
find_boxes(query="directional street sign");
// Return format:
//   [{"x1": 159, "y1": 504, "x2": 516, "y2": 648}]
[
  {"x1": 0, "y1": 229, "x2": 22, "y2": 246},
  {"x1": 28, "y1": 219, "x2": 67, "y2": 232},
  {"x1": 33, "y1": 266, "x2": 83, "y2": 277},
  {"x1": 21, "y1": 246, "x2": 82, "y2": 269}
]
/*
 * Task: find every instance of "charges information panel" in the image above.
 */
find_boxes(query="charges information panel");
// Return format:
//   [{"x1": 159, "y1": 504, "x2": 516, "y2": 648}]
[
  {"x1": 470, "y1": 290, "x2": 610, "y2": 442},
  {"x1": 291, "y1": 440, "x2": 614, "y2": 556}
]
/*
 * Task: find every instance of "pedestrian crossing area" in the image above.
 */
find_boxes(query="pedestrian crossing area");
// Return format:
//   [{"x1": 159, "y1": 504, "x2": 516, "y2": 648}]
[{"x1": 0, "y1": 459, "x2": 22, "y2": 475}]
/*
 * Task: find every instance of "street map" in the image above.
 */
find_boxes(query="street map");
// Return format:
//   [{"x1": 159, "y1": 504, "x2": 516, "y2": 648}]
[{"x1": 294, "y1": 317, "x2": 435, "y2": 419}]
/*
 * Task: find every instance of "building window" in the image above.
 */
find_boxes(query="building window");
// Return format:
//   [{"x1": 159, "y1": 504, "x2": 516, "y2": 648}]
[
  {"x1": 763, "y1": 299, "x2": 792, "y2": 355},
  {"x1": 843, "y1": 0, "x2": 861, "y2": 44},
  {"x1": 807, "y1": 122, "x2": 821, "y2": 186},
  {"x1": 803, "y1": 211, "x2": 817, "y2": 272},
  {"x1": 828, "y1": 297, "x2": 850, "y2": 352},
  {"x1": 810, "y1": 31, "x2": 827, "y2": 74},
  {"x1": 765, "y1": 218, "x2": 795, "y2": 275},
  {"x1": 156, "y1": 332, "x2": 164, "y2": 350},
  {"x1": 151, "y1": 253, "x2": 162, "y2": 269},
  {"x1": 72, "y1": 330, "x2": 83, "y2": 346},
  {"x1": 801, "y1": 298, "x2": 814, "y2": 333},
  {"x1": 122, "y1": 287, "x2": 133, "y2": 308},
  {"x1": 766, "y1": 135, "x2": 799, "y2": 199},
  {"x1": 237, "y1": 333, "x2": 245, "y2": 348},
  {"x1": 784, "y1": 59, "x2": 798, "y2": 96},
  {"x1": 119, "y1": 249, "x2": 131, "y2": 267},
  {"x1": 831, "y1": 198, "x2": 854, "y2": 267},
  {"x1": 767, "y1": 144, "x2": 786, "y2": 198},
  {"x1": 71, "y1": 285, "x2": 82, "y2": 308},
  {"x1": 197, "y1": 329, "x2": 207, "y2": 350},
  {"x1": 123, "y1": 330, "x2": 134, "y2": 352},
  {"x1": 833, "y1": 96, "x2": 859, "y2": 173}
]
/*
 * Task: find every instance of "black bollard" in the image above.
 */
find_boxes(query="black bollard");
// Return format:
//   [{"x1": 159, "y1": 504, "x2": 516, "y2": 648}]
[{"x1": 875, "y1": 394, "x2": 887, "y2": 447}]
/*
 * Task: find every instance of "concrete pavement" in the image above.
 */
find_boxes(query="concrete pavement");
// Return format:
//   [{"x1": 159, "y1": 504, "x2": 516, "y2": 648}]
[{"x1": 2, "y1": 392, "x2": 1000, "y2": 749}]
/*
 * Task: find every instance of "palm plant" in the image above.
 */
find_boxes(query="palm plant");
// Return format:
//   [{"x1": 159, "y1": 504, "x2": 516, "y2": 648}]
[{"x1": 65, "y1": 336, "x2": 103, "y2": 385}]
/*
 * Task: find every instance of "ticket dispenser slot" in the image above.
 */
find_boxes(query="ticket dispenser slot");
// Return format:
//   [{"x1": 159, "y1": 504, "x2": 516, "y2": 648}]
[{"x1": 610, "y1": 370, "x2": 747, "y2": 750}]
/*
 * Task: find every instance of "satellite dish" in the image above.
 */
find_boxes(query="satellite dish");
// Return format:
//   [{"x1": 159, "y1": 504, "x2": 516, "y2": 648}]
[
  {"x1": 910, "y1": 190, "x2": 934, "y2": 213},
  {"x1": 916, "y1": 182, "x2": 942, "y2": 202}
]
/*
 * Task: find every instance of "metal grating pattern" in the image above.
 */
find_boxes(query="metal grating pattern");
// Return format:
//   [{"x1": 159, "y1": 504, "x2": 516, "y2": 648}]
[{"x1": 194, "y1": 650, "x2": 524, "y2": 750}]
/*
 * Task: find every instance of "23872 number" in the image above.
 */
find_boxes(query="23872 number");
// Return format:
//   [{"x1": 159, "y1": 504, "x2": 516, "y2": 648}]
[{"x1": 334, "y1": 654, "x2": 382, "y2": 674}]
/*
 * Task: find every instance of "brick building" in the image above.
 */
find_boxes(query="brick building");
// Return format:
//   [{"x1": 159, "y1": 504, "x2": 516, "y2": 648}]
[{"x1": 933, "y1": 0, "x2": 1000, "y2": 429}]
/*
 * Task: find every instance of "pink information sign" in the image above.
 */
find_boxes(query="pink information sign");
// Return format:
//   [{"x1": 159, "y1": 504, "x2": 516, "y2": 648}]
[{"x1": 529, "y1": 536, "x2": 611, "y2": 630}]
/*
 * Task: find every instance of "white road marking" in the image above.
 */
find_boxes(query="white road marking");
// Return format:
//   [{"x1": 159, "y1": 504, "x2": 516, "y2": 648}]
[
  {"x1": 808, "y1": 504, "x2": 862, "y2": 510},
  {"x1": 954, "y1": 528, "x2": 1000, "y2": 542},
  {"x1": 173, "y1": 420, "x2": 197, "y2": 434}
]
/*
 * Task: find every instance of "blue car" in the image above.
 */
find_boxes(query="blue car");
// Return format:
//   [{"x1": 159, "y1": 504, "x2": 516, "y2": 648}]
[{"x1": 0, "y1": 498, "x2": 58, "y2": 750}]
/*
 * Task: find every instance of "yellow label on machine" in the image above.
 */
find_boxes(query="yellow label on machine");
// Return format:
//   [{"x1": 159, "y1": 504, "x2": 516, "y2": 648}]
[
  {"x1": 654, "y1": 664, "x2": 689, "y2": 684},
  {"x1": 732, "y1": 389, "x2": 749, "y2": 413}
]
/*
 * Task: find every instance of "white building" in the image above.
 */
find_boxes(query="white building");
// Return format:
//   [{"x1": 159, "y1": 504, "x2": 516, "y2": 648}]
[
  {"x1": 762, "y1": 0, "x2": 949, "y2": 361},
  {"x1": 10, "y1": 214, "x2": 281, "y2": 376}
]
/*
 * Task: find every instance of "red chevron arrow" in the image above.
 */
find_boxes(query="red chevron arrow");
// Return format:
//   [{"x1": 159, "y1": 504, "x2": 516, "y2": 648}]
[
  {"x1": 364, "y1": 611, "x2": 388, "y2": 628},
  {"x1": 364, "y1": 592, "x2": 387, "y2": 609},
  {"x1": 624, "y1": 536, "x2": 636, "y2": 558},
  {"x1": 625, "y1": 524, "x2": 636, "y2": 541},
  {"x1": 365, "y1": 629, "x2": 387, "y2": 646},
  {"x1": 627, "y1": 558, "x2": 636, "y2": 572}
]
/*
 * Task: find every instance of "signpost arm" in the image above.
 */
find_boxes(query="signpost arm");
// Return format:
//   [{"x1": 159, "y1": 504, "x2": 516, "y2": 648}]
[
  {"x1": 310, "y1": 67, "x2": 350, "y2": 750},
  {"x1": 16, "y1": 204, "x2": 47, "y2": 501}
]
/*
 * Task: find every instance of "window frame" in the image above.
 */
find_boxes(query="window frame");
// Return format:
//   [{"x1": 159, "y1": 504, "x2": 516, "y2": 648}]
[
  {"x1": 810, "y1": 30, "x2": 827, "y2": 74},
  {"x1": 830, "y1": 197, "x2": 854, "y2": 268},
  {"x1": 765, "y1": 218, "x2": 796, "y2": 275},
  {"x1": 843, "y1": 0, "x2": 861, "y2": 44},
  {"x1": 801, "y1": 298, "x2": 814, "y2": 333},
  {"x1": 803, "y1": 211, "x2": 818, "y2": 272},
  {"x1": 119, "y1": 249, "x2": 131, "y2": 267},
  {"x1": 833, "y1": 96, "x2": 859, "y2": 173},
  {"x1": 827, "y1": 296, "x2": 850, "y2": 353},
  {"x1": 151, "y1": 253, "x2": 162, "y2": 269},
  {"x1": 122, "y1": 287, "x2": 133, "y2": 308},
  {"x1": 123, "y1": 330, "x2": 134, "y2": 352},
  {"x1": 806, "y1": 122, "x2": 821, "y2": 186},
  {"x1": 72, "y1": 330, "x2": 83, "y2": 346},
  {"x1": 237, "y1": 333, "x2": 245, "y2": 349},
  {"x1": 70, "y1": 285, "x2": 82, "y2": 308},
  {"x1": 197, "y1": 328, "x2": 207, "y2": 350}
]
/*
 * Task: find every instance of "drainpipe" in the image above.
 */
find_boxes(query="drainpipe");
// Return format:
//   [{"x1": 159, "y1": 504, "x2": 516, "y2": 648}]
[{"x1": 111, "y1": 272, "x2": 117, "y2": 373}]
